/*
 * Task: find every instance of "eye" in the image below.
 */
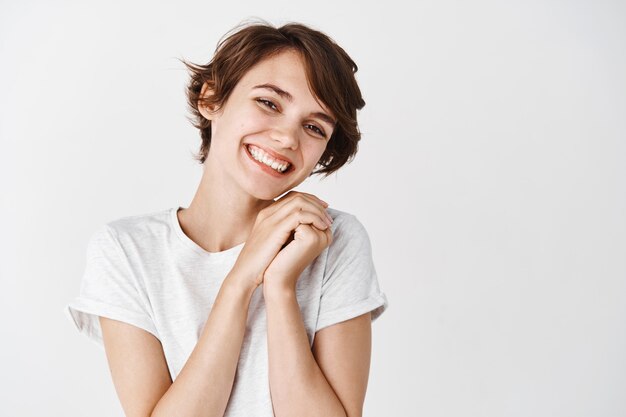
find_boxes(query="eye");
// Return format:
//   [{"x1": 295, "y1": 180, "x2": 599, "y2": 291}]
[
  {"x1": 305, "y1": 124, "x2": 327, "y2": 138},
  {"x1": 256, "y1": 98, "x2": 327, "y2": 138},
  {"x1": 256, "y1": 98, "x2": 278, "y2": 111}
]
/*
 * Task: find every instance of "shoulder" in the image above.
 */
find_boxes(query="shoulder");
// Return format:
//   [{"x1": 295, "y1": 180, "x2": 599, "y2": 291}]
[
  {"x1": 318, "y1": 207, "x2": 380, "y2": 292},
  {"x1": 89, "y1": 208, "x2": 173, "y2": 250},
  {"x1": 324, "y1": 207, "x2": 374, "y2": 260},
  {"x1": 326, "y1": 207, "x2": 371, "y2": 242}
]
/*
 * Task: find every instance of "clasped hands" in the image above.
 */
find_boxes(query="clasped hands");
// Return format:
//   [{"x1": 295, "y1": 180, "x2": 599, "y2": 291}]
[{"x1": 233, "y1": 191, "x2": 334, "y2": 294}]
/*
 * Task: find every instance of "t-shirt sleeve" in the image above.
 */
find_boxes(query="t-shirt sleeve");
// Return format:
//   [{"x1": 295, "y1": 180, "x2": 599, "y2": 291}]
[
  {"x1": 315, "y1": 213, "x2": 389, "y2": 333},
  {"x1": 64, "y1": 224, "x2": 158, "y2": 349}
]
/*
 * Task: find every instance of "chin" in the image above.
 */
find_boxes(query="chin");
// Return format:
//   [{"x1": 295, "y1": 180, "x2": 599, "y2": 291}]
[
  {"x1": 242, "y1": 181, "x2": 285, "y2": 201},
  {"x1": 245, "y1": 178, "x2": 304, "y2": 202}
]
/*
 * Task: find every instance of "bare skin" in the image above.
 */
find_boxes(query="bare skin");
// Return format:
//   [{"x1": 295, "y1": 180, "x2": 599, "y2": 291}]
[
  {"x1": 100, "y1": 49, "x2": 370, "y2": 417},
  {"x1": 177, "y1": 47, "x2": 335, "y2": 256}
]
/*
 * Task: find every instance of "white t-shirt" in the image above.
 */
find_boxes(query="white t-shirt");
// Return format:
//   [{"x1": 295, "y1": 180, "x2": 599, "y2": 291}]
[{"x1": 64, "y1": 206, "x2": 388, "y2": 416}]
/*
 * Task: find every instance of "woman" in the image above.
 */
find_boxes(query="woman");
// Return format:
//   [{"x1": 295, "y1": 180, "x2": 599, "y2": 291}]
[{"x1": 65, "y1": 20, "x2": 388, "y2": 417}]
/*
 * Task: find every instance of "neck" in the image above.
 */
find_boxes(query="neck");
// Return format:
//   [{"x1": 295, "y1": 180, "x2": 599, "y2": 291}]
[{"x1": 177, "y1": 163, "x2": 273, "y2": 253}]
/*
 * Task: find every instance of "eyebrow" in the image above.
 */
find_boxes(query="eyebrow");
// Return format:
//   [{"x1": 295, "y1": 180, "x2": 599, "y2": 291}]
[{"x1": 253, "y1": 83, "x2": 337, "y2": 127}]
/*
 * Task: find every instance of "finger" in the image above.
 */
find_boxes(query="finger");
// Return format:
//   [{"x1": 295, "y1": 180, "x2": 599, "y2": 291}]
[
  {"x1": 305, "y1": 223, "x2": 333, "y2": 250},
  {"x1": 283, "y1": 195, "x2": 332, "y2": 228},
  {"x1": 314, "y1": 222, "x2": 333, "y2": 246},
  {"x1": 268, "y1": 193, "x2": 332, "y2": 228},
  {"x1": 295, "y1": 191, "x2": 329, "y2": 208},
  {"x1": 295, "y1": 193, "x2": 333, "y2": 223},
  {"x1": 285, "y1": 208, "x2": 330, "y2": 232},
  {"x1": 324, "y1": 225, "x2": 333, "y2": 246},
  {"x1": 290, "y1": 193, "x2": 332, "y2": 223},
  {"x1": 267, "y1": 191, "x2": 329, "y2": 217}
]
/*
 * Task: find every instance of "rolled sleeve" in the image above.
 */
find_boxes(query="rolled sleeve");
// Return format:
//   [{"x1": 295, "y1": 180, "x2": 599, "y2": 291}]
[
  {"x1": 65, "y1": 225, "x2": 158, "y2": 348},
  {"x1": 315, "y1": 213, "x2": 389, "y2": 333}
]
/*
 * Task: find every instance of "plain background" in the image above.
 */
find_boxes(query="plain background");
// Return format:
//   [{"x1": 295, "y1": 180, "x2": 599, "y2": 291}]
[{"x1": 1, "y1": 0, "x2": 625, "y2": 416}]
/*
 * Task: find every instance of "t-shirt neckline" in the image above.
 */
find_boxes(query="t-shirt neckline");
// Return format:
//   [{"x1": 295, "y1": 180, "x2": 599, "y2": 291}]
[{"x1": 170, "y1": 207, "x2": 245, "y2": 257}]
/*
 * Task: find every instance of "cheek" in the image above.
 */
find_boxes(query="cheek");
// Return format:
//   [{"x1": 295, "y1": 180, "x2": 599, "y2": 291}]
[
  {"x1": 304, "y1": 141, "x2": 328, "y2": 165},
  {"x1": 219, "y1": 107, "x2": 260, "y2": 134},
  {"x1": 235, "y1": 112, "x2": 268, "y2": 136}
]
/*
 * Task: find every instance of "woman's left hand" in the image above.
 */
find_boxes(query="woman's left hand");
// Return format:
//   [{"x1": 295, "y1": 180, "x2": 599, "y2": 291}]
[{"x1": 263, "y1": 216, "x2": 333, "y2": 293}]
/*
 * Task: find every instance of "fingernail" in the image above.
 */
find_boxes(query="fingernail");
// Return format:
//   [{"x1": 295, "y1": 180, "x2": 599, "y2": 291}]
[{"x1": 326, "y1": 212, "x2": 333, "y2": 224}]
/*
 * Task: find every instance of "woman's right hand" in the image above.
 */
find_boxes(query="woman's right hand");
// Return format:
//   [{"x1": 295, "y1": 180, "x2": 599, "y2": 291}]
[{"x1": 231, "y1": 190, "x2": 333, "y2": 289}]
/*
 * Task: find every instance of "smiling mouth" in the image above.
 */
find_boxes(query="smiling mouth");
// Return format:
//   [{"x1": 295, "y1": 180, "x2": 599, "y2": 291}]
[{"x1": 244, "y1": 144, "x2": 295, "y2": 176}]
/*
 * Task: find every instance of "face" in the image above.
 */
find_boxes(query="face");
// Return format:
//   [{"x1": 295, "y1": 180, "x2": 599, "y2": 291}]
[{"x1": 198, "y1": 49, "x2": 336, "y2": 201}]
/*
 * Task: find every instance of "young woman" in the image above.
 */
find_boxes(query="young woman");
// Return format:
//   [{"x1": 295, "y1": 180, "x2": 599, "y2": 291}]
[{"x1": 65, "y1": 20, "x2": 388, "y2": 417}]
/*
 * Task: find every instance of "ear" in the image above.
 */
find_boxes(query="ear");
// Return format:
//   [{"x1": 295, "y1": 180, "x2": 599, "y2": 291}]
[{"x1": 198, "y1": 82, "x2": 219, "y2": 120}]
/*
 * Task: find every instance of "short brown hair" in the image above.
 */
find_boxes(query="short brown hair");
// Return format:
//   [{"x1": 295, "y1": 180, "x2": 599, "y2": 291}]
[{"x1": 180, "y1": 19, "x2": 366, "y2": 178}]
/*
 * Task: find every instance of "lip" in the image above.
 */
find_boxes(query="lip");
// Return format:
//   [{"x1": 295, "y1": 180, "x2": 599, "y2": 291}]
[
  {"x1": 244, "y1": 144, "x2": 295, "y2": 177},
  {"x1": 245, "y1": 143, "x2": 294, "y2": 167}
]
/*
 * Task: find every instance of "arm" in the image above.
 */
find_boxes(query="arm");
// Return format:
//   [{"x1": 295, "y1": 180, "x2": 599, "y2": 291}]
[
  {"x1": 100, "y1": 267, "x2": 258, "y2": 417},
  {"x1": 150, "y1": 270, "x2": 257, "y2": 417},
  {"x1": 263, "y1": 284, "x2": 372, "y2": 417},
  {"x1": 263, "y1": 285, "x2": 347, "y2": 417}
]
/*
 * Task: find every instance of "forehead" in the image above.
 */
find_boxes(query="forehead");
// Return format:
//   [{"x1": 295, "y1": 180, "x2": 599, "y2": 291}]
[
  {"x1": 241, "y1": 49, "x2": 306, "y2": 83},
  {"x1": 237, "y1": 50, "x2": 334, "y2": 116}
]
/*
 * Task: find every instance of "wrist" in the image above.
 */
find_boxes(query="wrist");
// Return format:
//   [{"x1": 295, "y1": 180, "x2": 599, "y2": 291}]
[
  {"x1": 225, "y1": 266, "x2": 260, "y2": 298},
  {"x1": 262, "y1": 279, "x2": 296, "y2": 298}
]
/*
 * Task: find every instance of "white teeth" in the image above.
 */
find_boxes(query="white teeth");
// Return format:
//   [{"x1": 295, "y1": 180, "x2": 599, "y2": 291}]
[{"x1": 248, "y1": 145, "x2": 290, "y2": 173}]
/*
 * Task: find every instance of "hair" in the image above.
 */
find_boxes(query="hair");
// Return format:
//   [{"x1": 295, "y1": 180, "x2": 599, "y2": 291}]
[{"x1": 179, "y1": 19, "x2": 366, "y2": 178}]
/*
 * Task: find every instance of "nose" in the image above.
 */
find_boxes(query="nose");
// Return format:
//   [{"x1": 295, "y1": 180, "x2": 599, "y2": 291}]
[{"x1": 270, "y1": 122, "x2": 299, "y2": 150}]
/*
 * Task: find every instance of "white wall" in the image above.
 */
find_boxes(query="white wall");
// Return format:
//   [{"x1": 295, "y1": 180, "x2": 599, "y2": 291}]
[{"x1": 1, "y1": 0, "x2": 625, "y2": 416}]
